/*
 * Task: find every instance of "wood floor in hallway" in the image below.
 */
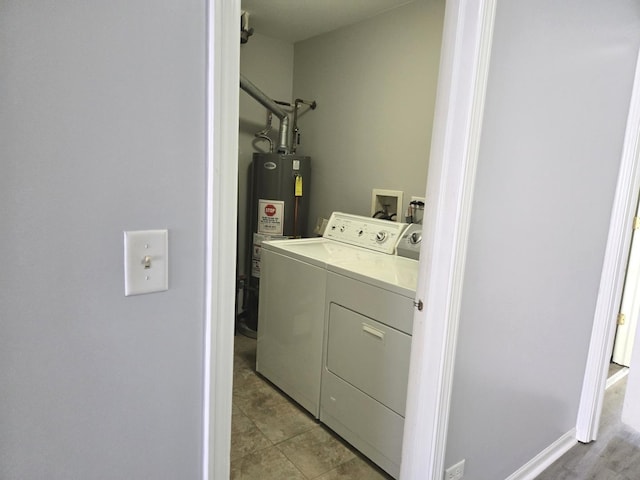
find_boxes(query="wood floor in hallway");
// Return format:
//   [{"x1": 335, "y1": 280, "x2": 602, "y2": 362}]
[{"x1": 535, "y1": 372, "x2": 640, "y2": 480}]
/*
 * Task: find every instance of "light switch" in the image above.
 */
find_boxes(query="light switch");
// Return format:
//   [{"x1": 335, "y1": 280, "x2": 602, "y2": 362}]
[{"x1": 123, "y1": 229, "x2": 168, "y2": 296}]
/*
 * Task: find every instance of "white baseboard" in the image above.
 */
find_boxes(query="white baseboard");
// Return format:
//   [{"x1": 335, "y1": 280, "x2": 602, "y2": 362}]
[
  {"x1": 504, "y1": 429, "x2": 577, "y2": 480},
  {"x1": 606, "y1": 367, "x2": 629, "y2": 390}
]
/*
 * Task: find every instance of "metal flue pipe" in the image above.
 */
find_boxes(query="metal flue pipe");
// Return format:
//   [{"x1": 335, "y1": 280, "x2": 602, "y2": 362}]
[{"x1": 240, "y1": 74, "x2": 291, "y2": 153}]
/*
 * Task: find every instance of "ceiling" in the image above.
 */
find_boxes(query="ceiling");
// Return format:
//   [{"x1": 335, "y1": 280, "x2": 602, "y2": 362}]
[{"x1": 241, "y1": 0, "x2": 415, "y2": 44}]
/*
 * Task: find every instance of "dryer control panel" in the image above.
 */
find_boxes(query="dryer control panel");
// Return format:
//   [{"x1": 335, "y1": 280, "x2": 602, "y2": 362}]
[
  {"x1": 323, "y1": 212, "x2": 408, "y2": 254},
  {"x1": 396, "y1": 224, "x2": 422, "y2": 260}
]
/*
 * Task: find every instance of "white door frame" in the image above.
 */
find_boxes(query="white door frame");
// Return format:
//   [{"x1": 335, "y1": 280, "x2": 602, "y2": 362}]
[
  {"x1": 576, "y1": 49, "x2": 640, "y2": 443},
  {"x1": 204, "y1": 0, "x2": 241, "y2": 478},
  {"x1": 204, "y1": 0, "x2": 497, "y2": 478},
  {"x1": 612, "y1": 194, "x2": 640, "y2": 367},
  {"x1": 400, "y1": 0, "x2": 496, "y2": 478}
]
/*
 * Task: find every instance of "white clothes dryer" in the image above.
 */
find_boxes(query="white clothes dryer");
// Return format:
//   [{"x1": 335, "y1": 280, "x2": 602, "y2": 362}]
[{"x1": 322, "y1": 253, "x2": 418, "y2": 478}]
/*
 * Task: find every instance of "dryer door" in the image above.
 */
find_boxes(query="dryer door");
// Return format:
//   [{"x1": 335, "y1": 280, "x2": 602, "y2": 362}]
[{"x1": 326, "y1": 303, "x2": 411, "y2": 416}]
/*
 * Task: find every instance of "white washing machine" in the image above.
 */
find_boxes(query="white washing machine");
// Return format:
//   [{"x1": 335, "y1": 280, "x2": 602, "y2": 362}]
[{"x1": 256, "y1": 213, "x2": 408, "y2": 418}]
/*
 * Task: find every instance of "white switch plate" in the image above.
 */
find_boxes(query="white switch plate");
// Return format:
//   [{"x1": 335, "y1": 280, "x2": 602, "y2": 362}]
[{"x1": 124, "y1": 229, "x2": 168, "y2": 296}]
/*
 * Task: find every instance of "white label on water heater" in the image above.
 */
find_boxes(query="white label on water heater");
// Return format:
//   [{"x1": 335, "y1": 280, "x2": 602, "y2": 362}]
[
  {"x1": 292, "y1": 159, "x2": 300, "y2": 170},
  {"x1": 251, "y1": 232, "x2": 287, "y2": 278},
  {"x1": 258, "y1": 199, "x2": 285, "y2": 235}
]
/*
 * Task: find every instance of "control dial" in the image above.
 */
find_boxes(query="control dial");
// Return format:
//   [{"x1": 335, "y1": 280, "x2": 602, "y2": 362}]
[
  {"x1": 409, "y1": 232, "x2": 422, "y2": 245},
  {"x1": 375, "y1": 231, "x2": 388, "y2": 243}
]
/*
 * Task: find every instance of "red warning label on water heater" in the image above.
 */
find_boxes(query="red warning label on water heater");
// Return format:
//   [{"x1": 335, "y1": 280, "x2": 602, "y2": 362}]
[
  {"x1": 264, "y1": 204, "x2": 277, "y2": 216},
  {"x1": 258, "y1": 199, "x2": 284, "y2": 235}
]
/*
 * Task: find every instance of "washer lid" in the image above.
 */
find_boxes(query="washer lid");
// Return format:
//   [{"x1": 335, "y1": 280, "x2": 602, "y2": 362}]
[{"x1": 261, "y1": 237, "x2": 364, "y2": 267}]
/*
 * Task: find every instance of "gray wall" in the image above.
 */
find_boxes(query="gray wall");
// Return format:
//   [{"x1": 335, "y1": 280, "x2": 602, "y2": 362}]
[
  {"x1": 238, "y1": 33, "x2": 294, "y2": 276},
  {"x1": 292, "y1": 0, "x2": 445, "y2": 231},
  {"x1": 0, "y1": 1, "x2": 206, "y2": 478},
  {"x1": 444, "y1": 1, "x2": 640, "y2": 478}
]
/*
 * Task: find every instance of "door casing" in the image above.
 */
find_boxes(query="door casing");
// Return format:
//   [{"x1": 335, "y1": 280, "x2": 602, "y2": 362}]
[
  {"x1": 577, "y1": 49, "x2": 640, "y2": 442},
  {"x1": 204, "y1": 0, "x2": 498, "y2": 478}
]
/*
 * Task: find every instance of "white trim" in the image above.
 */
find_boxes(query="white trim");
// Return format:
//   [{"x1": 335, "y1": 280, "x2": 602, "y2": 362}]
[
  {"x1": 606, "y1": 367, "x2": 629, "y2": 390},
  {"x1": 576, "y1": 48, "x2": 640, "y2": 443},
  {"x1": 204, "y1": 0, "x2": 240, "y2": 479},
  {"x1": 504, "y1": 430, "x2": 577, "y2": 480},
  {"x1": 400, "y1": 1, "x2": 496, "y2": 479}
]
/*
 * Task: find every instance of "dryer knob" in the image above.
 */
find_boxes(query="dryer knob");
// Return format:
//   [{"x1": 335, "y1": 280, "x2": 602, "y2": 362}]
[
  {"x1": 409, "y1": 232, "x2": 422, "y2": 245},
  {"x1": 376, "y1": 231, "x2": 388, "y2": 243}
]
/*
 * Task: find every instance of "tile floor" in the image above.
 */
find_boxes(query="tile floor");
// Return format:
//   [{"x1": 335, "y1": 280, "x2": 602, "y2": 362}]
[{"x1": 231, "y1": 334, "x2": 392, "y2": 480}]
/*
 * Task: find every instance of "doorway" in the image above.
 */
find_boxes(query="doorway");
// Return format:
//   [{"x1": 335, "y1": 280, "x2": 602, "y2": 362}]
[
  {"x1": 611, "y1": 194, "x2": 640, "y2": 369},
  {"x1": 233, "y1": 1, "x2": 445, "y2": 477},
  {"x1": 576, "y1": 49, "x2": 640, "y2": 442},
  {"x1": 206, "y1": 0, "x2": 498, "y2": 478}
]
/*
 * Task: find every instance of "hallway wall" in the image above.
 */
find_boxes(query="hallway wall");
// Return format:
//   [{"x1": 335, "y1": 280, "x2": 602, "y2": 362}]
[
  {"x1": 0, "y1": 1, "x2": 207, "y2": 478},
  {"x1": 444, "y1": 1, "x2": 640, "y2": 478}
]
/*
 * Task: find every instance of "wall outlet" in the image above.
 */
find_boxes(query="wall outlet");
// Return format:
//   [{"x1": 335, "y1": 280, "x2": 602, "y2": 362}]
[{"x1": 444, "y1": 459, "x2": 465, "y2": 480}]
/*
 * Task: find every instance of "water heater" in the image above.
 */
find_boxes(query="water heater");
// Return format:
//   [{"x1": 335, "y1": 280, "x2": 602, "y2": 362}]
[
  {"x1": 251, "y1": 153, "x2": 311, "y2": 238},
  {"x1": 244, "y1": 152, "x2": 311, "y2": 332}
]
